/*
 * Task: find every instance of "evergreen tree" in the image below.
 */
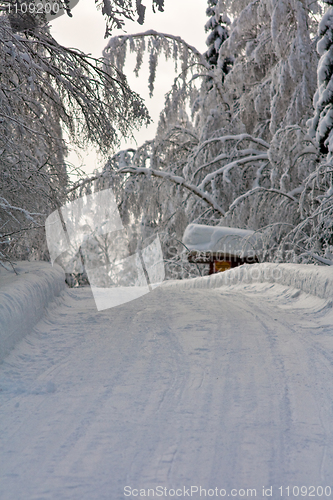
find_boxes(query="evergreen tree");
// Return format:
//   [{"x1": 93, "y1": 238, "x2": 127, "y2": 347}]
[
  {"x1": 307, "y1": 2, "x2": 333, "y2": 155},
  {"x1": 204, "y1": 0, "x2": 231, "y2": 74}
]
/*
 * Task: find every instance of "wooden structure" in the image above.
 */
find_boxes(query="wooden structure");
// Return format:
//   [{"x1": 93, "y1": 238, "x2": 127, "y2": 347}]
[
  {"x1": 187, "y1": 250, "x2": 259, "y2": 275},
  {"x1": 183, "y1": 223, "x2": 261, "y2": 275}
]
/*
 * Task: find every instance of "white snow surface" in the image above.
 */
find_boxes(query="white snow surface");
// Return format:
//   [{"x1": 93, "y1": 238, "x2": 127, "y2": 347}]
[
  {"x1": 182, "y1": 223, "x2": 260, "y2": 257},
  {"x1": 1, "y1": 262, "x2": 333, "y2": 499},
  {"x1": 0, "y1": 262, "x2": 65, "y2": 363},
  {"x1": 163, "y1": 262, "x2": 333, "y2": 300}
]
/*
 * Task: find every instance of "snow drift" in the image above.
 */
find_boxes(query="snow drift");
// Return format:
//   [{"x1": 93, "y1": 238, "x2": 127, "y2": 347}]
[
  {"x1": 163, "y1": 262, "x2": 333, "y2": 301},
  {"x1": 0, "y1": 262, "x2": 65, "y2": 363},
  {"x1": 1, "y1": 260, "x2": 333, "y2": 366}
]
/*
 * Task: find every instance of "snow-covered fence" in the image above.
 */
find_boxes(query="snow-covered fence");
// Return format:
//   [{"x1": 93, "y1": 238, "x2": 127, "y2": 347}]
[
  {"x1": 0, "y1": 262, "x2": 65, "y2": 363},
  {"x1": 162, "y1": 263, "x2": 333, "y2": 301}
]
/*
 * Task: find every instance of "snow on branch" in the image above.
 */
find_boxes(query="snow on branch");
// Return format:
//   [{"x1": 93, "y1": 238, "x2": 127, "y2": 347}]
[
  {"x1": 192, "y1": 134, "x2": 270, "y2": 163},
  {"x1": 0, "y1": 19, "x2": 151, "y2": 153},
  {"x1": 291, "y1": 147, "x2": 319, "y2": 167},
  {"x1": 116, "y1": 165, "x2": 226, "y2": 215},
  {"x1": 198, "y1": 154, "x2": 269, "y2": 189},
  {"x1": 192, "y1": 148, "x2": 266, "y2": 180},
  {"x1": 302, "y1": 252, "x2": 333, "y2": 266},
  {"x1": 103, "y1": 30, "x2": 211, "y2": 97},
  {"x1": 68, "y1": 166, "x2": 225, "y2": 215},
  {"x1": 228, "y1": 187, "x2": 298, "y2": 212},
  {"x1": 0, "y1": 197, "x2": 42, "y2": 224}
]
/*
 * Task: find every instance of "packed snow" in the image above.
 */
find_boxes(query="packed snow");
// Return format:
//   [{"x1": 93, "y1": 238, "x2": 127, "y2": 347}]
[
  {"x1": 1, "y1": 262, "x2": 333, "y2": 499},
  {"x1": 182, "y1": 223, "x2": 261, "y2": 257},
  {"x1": 0, "y1": 262, "x2": 65, "y2": 363}
]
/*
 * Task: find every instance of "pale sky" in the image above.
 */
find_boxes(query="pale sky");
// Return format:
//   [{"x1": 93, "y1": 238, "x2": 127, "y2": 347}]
[{"x1": 50, "y1": 0, "x2": 208, "y2": 176}]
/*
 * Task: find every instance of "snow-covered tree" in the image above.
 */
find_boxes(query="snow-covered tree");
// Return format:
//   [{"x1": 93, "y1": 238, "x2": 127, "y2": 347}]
[
  {"x1": 204, "y1": 0, "x2": 232, "y2": 75},
  {"x1": 97, "y1": 0, "x2": 166, "y2": 37},
  {"x1": 53, "y1": 0, "x2": 333, "y2": 277},
  {"x1": 284, "y1": 0, "x2": 333, "y2": 265},
  {"x1": 0, "y1": 8, "x2": 151, "y2": 266},
  {"x1": 308, "y1": 2, "x2": 333, "y2": 155}
]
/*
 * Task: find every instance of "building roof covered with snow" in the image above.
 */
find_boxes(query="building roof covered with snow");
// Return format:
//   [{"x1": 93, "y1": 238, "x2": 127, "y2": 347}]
[{"x1": 182, "y1": 224, "x2": 261, "y2": 259}]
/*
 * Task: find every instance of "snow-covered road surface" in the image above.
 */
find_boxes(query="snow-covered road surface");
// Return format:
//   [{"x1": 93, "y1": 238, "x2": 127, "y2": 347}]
[{"x1": 1, "y1": 282, "x2": 333, "y2": 500}]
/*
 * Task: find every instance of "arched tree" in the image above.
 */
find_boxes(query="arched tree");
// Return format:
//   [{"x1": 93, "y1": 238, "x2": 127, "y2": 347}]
[{"x1": 46, "y1": 0, "x2": 333, "y2": 278}]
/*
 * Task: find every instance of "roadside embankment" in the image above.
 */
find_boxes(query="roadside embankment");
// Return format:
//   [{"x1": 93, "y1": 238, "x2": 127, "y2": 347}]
[
  {"x1": 0, "y1": 262, "x2": 65, "y2": 363},
  {"x1": 163, "y1": 263, "x2": 333, "y2": 301}
]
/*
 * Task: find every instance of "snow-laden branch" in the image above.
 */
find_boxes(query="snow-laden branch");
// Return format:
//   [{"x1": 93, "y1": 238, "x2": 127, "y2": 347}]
[
  {"x1": 228, "y1": 187, "x2": 298, "y2": 212},
  {"x1": 192, "y1": 148, "x2": 265, "y2": 180},
  {"x1": 192, "y1": 134, "x2": 270, "y2": 163},
  {"x1": 117, "y1": 166, "x2": 225, "y2": 215},
  {"x1": 287, "y1": 185, "x2": 305, "y2": 197},
  {"x1": 291, "y1": 147, "x2": 319, "y2": 166},
  {"x1": 0, "y1": 21, "x2": 150, "y2": 152},
  {"x1": 105, "y1": 29, "x2": 207, "y2": 65},
  {"x1": 0, "y1": 197, "x2": 43, "y2": 224},
  {"x1": 198, "y1": 154, "x2": 268, "y2": 189},
  {"x1": 67, "y1": 165, "x2": 225, "y2": 215},
  {"x1": 302, "y1": 252, "x2": 333, "y2": 266},
  {"x1": 103, "y1": 28, "x2": 229, "y2": 103},
  {"x1": 66, "y1": 174, "x2": 105, "y2": 195},
  {"x1": 161, "y1": 126, "x2": 199, "y2": 144}
]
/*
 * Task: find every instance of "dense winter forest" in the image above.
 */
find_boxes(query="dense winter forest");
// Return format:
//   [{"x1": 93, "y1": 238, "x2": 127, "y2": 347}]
[{"x1": 2, "y1": 0, "x2": 333, "y2": 280}]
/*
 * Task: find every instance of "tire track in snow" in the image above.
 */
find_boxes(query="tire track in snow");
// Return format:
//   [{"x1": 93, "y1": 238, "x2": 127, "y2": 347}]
[
  {"x1": 221, "y1": 284, "x2": 333, "y2": 487},
  {"x1": 0, "y1": 284, "x2": 333, "y2": 499}
]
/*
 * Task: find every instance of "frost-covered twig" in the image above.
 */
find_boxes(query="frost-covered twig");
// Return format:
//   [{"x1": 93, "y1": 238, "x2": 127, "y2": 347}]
[{"x1": 0, "y1": 197, "x2": 42, "y2": 222}]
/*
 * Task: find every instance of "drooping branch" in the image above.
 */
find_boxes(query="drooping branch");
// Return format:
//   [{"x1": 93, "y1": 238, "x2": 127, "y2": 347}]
[
  {"x1": 228, "y1": 187, "x2": 298, "y2": 212},
  {"x1": 116, "y1": 165, "x2": 226, "y2": 215},
  {"x1": 1, "y1": 21, "x2": 151, "y2": 153},
  {"x1": 105, "y1": 29, "x2": 207, "y2": 66},
  {"x1": 103, "y1": 29, "x2": 229, "y2": 102},
  {"x1": 192, "y1": 134, "x2": 270, "y2": 163},
  {"x1": 198, "y1": 154, "x2": 269, "y2": 189},
  {"x1": 67, "y1": 166, "x2": 226, "y2": 215},
  {"x1": 192, "y1": 149, "x2": 267, "y2": 180}
]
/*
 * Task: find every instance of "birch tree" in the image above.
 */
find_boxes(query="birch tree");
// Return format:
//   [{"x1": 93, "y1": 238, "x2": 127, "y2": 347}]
[
  {"x1": 9, "y1": 0, "x2": 332, "y2": 276},
  {"x1": 80, "y1": 0, "x2": 331, "y2": 276},
  {"x1": 0, "y1": 8, "x2": 151, "y2": 266}
]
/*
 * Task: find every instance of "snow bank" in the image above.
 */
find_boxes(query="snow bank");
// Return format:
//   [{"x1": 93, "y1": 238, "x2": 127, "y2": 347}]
[
  {"x1": 0, "y1": 262, "x2": 65, "y2": 363},
  {"x1": 163, "y1": 262, "x2": 333, "y2": 301},
  {"x1": 1, "y1": 260, "x2": 332, "y2": 365}
]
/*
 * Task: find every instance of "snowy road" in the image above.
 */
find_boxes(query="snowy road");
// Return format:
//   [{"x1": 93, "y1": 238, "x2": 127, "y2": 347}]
[{"x1": 1, "y1": 282, "x2": 333, "y2": 500}]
